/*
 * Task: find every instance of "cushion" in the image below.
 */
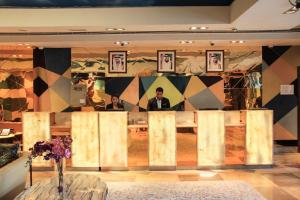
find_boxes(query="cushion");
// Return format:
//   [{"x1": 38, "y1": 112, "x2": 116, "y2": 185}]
[{"x1": 0, "y1": 143, "x2": 19, "y2": 168}]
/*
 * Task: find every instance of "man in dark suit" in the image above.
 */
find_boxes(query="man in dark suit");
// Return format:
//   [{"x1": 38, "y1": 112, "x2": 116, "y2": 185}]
[{"x1": 147, "y1": 87, "x2": 170, "y2": 111}]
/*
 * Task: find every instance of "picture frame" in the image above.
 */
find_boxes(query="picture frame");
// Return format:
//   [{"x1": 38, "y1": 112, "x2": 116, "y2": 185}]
[
  {"x1": 108, "y1": 51, "x2": 127, "y2": 73},
  {"x1": 157, "y1": 50, "x2": 176, "y2": 73},
  {"x1": 206, "y1": 50, "x2": 224, "y2": 72}
]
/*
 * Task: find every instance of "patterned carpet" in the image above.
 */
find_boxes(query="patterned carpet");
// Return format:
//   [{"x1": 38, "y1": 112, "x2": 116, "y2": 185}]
[{"x1": 106, "y1": 181, "x2": 265, "y2": 200}]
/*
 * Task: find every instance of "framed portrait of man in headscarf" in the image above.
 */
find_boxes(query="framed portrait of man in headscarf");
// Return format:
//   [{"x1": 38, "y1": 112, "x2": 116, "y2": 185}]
[
  {"x1": 157, "y1": 50, "x2": 176, "y2": 73},
  {"x1": 109, "y1": 51, "x2": 127, "y2": 73},
  {"x1": 206, "y1": 50, "x2": 224, "y2": 72}
]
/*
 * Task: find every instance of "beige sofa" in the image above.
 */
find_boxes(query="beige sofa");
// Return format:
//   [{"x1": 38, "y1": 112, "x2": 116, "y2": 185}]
[{"x1": 0, "y1": 153, "x2": 29, "y2": 200}]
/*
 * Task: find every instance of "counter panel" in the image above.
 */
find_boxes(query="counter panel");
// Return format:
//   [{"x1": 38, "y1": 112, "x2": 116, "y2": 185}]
[
  {"x1": 197, "y1": 111, "x2": 225, "y2": 167},
  {"x1": 23, "y1": 112, "x2": 51, "y2": 167},
  {"x1": 99, "y1": 112, "x2": 128, "y2": 168},
  {"x1": 148, "y1": 111, "x2": 176, "y2": 168},
  {"x1": 71, "y1": 112, "x2": 99, "y2": 168},
  {"x1": 246, "y1": 110, "x2": 273, "y2": 165}
]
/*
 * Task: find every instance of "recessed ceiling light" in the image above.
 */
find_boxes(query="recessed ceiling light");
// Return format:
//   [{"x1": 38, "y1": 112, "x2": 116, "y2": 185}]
[
  {"x1": 180, "y1": 40, "x2": 193, "y2": 44},
  {"x1": 230, "y1": 40, "x2": 245, "y2": 44},
  {"x1": 114, "y1": 41, "x2": 129, "y2": 46},
  {"x1": 17, "y1": 43, "x2": 23, "y2": 46},
  {"x1": 18, "y1": 54, "x2": 23, "y2": 57},
  {"x1": 106, "y1": 28, "x2": 125, "y2": 31},
  {"x1": 12, "y1": 55, "x2": 17, "y2": 57},
  {"x1": 190, "y1": 26, "x2": 208, "y2": 30},
  {"x1": 26, "y1": 46, "x2": 31, "y2": 49}
]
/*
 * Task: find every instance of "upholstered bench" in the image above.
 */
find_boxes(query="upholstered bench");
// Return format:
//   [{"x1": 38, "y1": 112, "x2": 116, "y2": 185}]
[{"x1": 15, "y1": 174, "x2": 108, "y2": 200}]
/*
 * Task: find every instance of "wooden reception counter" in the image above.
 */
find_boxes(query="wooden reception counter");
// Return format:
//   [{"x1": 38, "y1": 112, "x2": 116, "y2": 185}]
[{"x1": 22, "y1": 110, "x2": 273, "y2": 169}]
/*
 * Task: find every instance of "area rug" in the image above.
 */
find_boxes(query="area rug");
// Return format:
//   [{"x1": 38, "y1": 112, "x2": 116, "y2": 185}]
[{"x1": 106, "y1": 181, "x2": 265, "y2": 200}]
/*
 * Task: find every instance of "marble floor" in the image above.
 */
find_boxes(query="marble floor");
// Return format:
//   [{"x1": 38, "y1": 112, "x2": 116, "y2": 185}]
[{"x1": 28, "y1": 145, "x2": 300, "y2": 200}]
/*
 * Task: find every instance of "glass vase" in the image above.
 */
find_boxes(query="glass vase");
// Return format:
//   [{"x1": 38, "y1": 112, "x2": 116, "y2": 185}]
[{"x1": 56, "y1": 159, "x2": 64, "y2": 199}]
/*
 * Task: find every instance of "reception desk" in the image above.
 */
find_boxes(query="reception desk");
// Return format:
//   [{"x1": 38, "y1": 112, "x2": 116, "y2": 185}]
[
  {"x1": 23, "y1": 112, "x2": 51, "y2": 167},
  {"x1": 22, "y1": 110, "x2": 273, "y2": 170}
]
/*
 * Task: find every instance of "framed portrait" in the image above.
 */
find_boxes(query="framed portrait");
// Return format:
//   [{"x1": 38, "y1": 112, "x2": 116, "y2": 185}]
[
  {"x1": 206, "y1": 50, "x2": 224, "y2": 72},
  {"x1": 157, "y1": 50, "x2": 176, "y2": 73},
  {"x1": 108, "y1": 51, "x2": 127, "y2": 73}
]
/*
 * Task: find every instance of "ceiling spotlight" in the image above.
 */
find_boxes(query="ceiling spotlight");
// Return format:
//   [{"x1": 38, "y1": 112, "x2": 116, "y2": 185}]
[
  {"x1": 26, "y1": 46, "x2": 31, "y2": 49},
  {"x1": 283, "y1": 0, "x2": 299, "y2": 14},
  {"x1": 238, "y1": 40, "x2": 245, "y2": 43},
  {"x1": 180, "y1": 40, "x2": 193, "y2": 44},
  {"x1": 232, "y1": 27, "x2": 238, "y2": 32},
  {"x1": 12, "y1": 55, "x2": 17, "y2": 57},
  {"x1": 18, "y1": 54, "x2": 23, "y2": 57},
  {"x1": 200, "y1": 26, "x2": 208, "y2": 30},
  {"x1": 17, "y1": 43, "x2": 23, "y2": 46}
]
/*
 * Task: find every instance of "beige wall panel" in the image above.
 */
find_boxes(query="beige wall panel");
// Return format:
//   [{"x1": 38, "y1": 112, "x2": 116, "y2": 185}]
[
  {"x1": 246, "y1": 110, "x2": 273, "y2": 165},
  {"x1": 197, "y1": 111, "x2": 225, "y2": 167},
  {"x1": 22, "y1": 112, "x2": 51, "y2": 167},
  {"x1": 71, "y1": 112, "x2": 99, "y2": 167},
  {"x1": 99, "y1": 112, "x2": 128, "y2": 167},
  {"x1": 148, "y1": 111, "x2": 176, "y2": 167}
]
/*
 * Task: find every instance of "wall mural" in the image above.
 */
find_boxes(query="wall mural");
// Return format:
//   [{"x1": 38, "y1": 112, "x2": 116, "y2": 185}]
[
  {"x1": 0, "y1": 56, "x2": 33, "y2": 121},
  {"x1": 71, "y1": 47, "x2": 262, "y2": 111}
]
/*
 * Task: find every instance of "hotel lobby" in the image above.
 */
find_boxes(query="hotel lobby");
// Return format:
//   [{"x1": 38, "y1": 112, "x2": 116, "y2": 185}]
[{"x1": 0, "y1": 0, "x2": 300, "y2": 199}]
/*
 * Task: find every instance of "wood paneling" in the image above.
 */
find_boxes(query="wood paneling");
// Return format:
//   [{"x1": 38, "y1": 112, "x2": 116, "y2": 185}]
[
  {"x1": 246, "y1": 110, "x2": 273, "y2": 165},
  {"x1": 99, "y1": 112, "x2": 128, "y2": 168},
  {"x1": 71, "y1": 112, "x2": 99, "y2": 168},
  {"x1": 148, "y1": 111, "x2": 176, "y2": 168},
  {"x1": 197, "y1": 111, "x2": 225, "y2": 167},
  {"x1": 22, "y1": 112, "x2": 51, "y2": 167}
]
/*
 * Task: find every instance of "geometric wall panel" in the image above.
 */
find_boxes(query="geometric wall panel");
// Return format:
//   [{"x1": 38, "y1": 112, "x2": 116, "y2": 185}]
[
  {"x1": 262, "y1": 46, "x2": 299, "y2": 140},
  {"x1": 188, "y1": 88, "x2": 224, "y2": 110},
  {"x1": 34, "y1": 48, "x2": 72, "y2": 112},
  {"x1": 33, "y1": 77, "x2": 48, "y2": 97},
  {"x1": 44, "y1": 48, "x2": 71, "y2": 75}
]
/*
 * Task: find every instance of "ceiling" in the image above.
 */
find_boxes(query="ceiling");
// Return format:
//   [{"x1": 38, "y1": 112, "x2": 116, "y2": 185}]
[
  {"x1": 0, "y1": 0, "x2": 299, "y2": 48},
  {"x1": 0, "y1": 0, "x2": 234, "y2": 8}
]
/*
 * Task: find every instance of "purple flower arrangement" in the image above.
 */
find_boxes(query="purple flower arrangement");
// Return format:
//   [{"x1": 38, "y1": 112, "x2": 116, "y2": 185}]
[
  {"x1": 28, "y1": 136, "x2": 72, "y2": 198},
  {"x1": 28, "y1": 136, "x2": 72, "y2": 162}
]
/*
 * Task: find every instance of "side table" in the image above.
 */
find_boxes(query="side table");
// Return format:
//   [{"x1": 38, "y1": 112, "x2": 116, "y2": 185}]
[{"x1": 15, "y1": 173, "x2": 108, "y2": 200}]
